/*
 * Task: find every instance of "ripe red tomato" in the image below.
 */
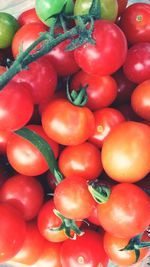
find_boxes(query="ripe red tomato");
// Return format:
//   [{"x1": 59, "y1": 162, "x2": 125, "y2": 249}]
[
  {"x1": 131, "y1": 79, "x2": 150, "y2": 121},
  {"x1": 18, "y1": 8, "x2": 45, "y2": 26},
  {"x1": 74, "y1": 20, "x2": 127, "y2": 76},
  {"x1": 101, "y1": 121, "x2": 150, "y2": 182},
  {"x1": 54, "y1": 176, "x2": 95, "y2": 220},
  {"x1": 0, "y1": 174, "x2": 44, "y2": 221},
  {"x1": 123, "y1": 42, "x2": 150, "y2": 84},
  {"x1": 12, "y1": 221, "x2": 45, "y2": 265},
  {"x1": 58, "y1": 142, "x2": 103, "y2": 180},
  {"x1": 6, "y1": 124, "x2": 59, "y2": 176},
  {"x1": 120, "y1": 3, "x2": 150, "y2": 44},
  {"x1": 97, "y1": 183, "x2": 150, "y2": 238},
  {"x1": 71, "y1": 70, "x2": 117, "y2": 110},
  {"x1": 104, "y1": 232, "x2": 149, "y2": 266},
  {"x1": 0, "y1": 130, "x2": 11, "y2": 154},
  {"x1": 60, "y1": 230, "x2": 109, "y2": 267},
  {"x1": 89, "y1": 107, "x2": 125, "y2": 148},
  {"x1": 42, "y1": 98, "x2": 95, "y2": 146},
  {"x1": 0, "y1": 203, "x2": 26, "y2": 263}
]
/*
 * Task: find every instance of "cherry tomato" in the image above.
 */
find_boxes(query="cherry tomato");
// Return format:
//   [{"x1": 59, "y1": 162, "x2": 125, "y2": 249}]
[
  {"x1": 0, "y1": 174, "x2": 44, "y2": 221},
  {"x1": 58, "y1": 142, "x2": 103, "y2": 180},
  {"x1": 74, "y1": 20, "x2": 127, "y2": 76},
  {"x1": 101, "y1": 121, "x2": 150, "y2": 182},
  {"x1": 131, "y1": 79, "x2": 150, "y2": 121},
  {"x1": 18, "y1": 8, "x2": 45, "y2": 26},
  {"x1": 120, "y1": 3, "x2": 150, "y2": 44},
  {"x1": 0, "y1": 203, "x2": 26, "y2": 263},
  {"x1": 42, "y1": 98, "x2": 95, "y2": 146},
  {"x1": 71, "y1": 70, "x2": 117, "y2": 110},
  {"x1": 6, "y1": 124, "x2": 59, "y2": 176},
  {"x1": 97, "y1": 183, "x2": 150, "y2": 238}
]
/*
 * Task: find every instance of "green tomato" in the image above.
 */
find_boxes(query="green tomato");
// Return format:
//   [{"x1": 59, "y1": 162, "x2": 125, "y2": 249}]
[
  {"x1": 0, "y1": 12, "x2": 20, "y2": 49},
  {"x1": 74, "y1": 0, "x2": 118, "y2": 22},
  {"x1": 35, "y1": 0, "x2": 74, "y2": 26}
]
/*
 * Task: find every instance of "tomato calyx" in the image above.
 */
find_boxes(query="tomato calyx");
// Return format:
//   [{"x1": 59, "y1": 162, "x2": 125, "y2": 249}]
[
  {"x1": 67, "y1": 77, "x2": 88, "y2": 106},
  {"x1": 88, "y1": 181, "x2": 111, "y2": 203},
  {"x1": 120, "y1": 233, "x2": 150, "y2": 263},
  {"x1": 50, "y1": 209, "x2": 84, "y2": 239}
]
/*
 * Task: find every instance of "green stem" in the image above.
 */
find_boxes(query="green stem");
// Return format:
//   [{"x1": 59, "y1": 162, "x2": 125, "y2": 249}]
[{"x1": 88, "y1": 184, "x2": 110, "y2": 203}]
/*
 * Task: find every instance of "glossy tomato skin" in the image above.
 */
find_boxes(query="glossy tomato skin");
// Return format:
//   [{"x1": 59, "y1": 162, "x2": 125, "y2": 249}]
[
  {"x1": 0, "y1": 81, "x2": 33, "y2": 131},
  {"x1": 120, "y1": 3, "x2": 150, "y2": 44},
  {"x1": 131, "y1": 79, "x2": 150, "y2": 121},
  {"x1": 104, "y1": 232, "x2": 149, "y2": 266},
  {"x1": 101, "y1": 121, "x2": 150, "y2": 182},
  {"x1": 12, "y1": 221, "x2": 45, "y2": 265},
  {"x1": 0, "y1": 174, "x2": 44, "y2": 221},
  {"x1": 123, "y1": 42, "x2": 150, "y2": 84},
  {"x1": 97, "y1": 183, "x2": 150, "y2": 239},
  {"x1": 74, "y1": 20, "x2": 127, "y2": 76},
  {"x1": 89, "y1": 108, "x2": 125, "y2": 148},
  {"x1": 54, "y1": 176, "x2": 95, "y2": 220},
  {"x1": 58, "y1": 142, "x2": 103, "y2": 180},
  {"x1": 13, "y1": 56, "x2": 57, "y2": 104},
  {"x1": 42, "y1": 98, "x2": 95, "y2": 146},
  {"x1": 71, "y1": 70, "x2": 117, "y2": 110},
  {"x1": 0, "y1": 203, "x2": 26, "y2": 263},
  {"x1": 18, "y1": 8, "x2": 44, "y2": 26},
  {"x1": 60, "y1": 230, "x2": 109, "y2": 267},
  {"x1": 6, "y1": 125, "x2": 59, "y2": 176}
]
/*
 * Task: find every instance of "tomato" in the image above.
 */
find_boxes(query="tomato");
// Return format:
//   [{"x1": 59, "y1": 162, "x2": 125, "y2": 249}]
[
  {"x1": 131, "y1": 79, "x2": 150, "y2": 121},
  {"x1": 123, "y1": 42, "x2": 150, "y2": 84},
  {"x1": 0, "y1": 81, "x2": 33, "y2": 131},
  {"x1": 54, "y1": 176, "x2": 95, "y2": 220},
  {"x1": 35, "y1": 0, "x2": 74, "y2": 26},
  {"x1": 89, "y1": 108, "x2": 125, "y2": 148},
  {"x1": 0, "y1": 130, "x2": 11, "y2": 154},
  {"x1": 101, "y1": 121, "x2": 150, "y2": 182},
  {"x1": 104, "y1": 232, "x2": 149, "y2": 266},
  {"x1": 117, "y1": 0, "x2": 128, "y2": 16},
  {"x1": 97, "y1": 183, "x2": 150, "y2": 239},
  {"x1": 18, "y1": 8, "x2": 45, "y2": 26},
  {"x1": 120, "y1": 3, "x2": 150, "y2": 44},
  {"x1": 12, "y1": 221, "x2": 45, "y2": 265},
  {"x1": 13, "y1": 56, "x2": 57, "y2": 104},
  {"x1": 74, "y1": 20, "x2": 127, "y2": 76},
  {"x1": 42, "y1": 98, "x2": 95, "y2": 146},
  {"x1": 58, "y1": 142, "x2": 103, "y2": 180},
  {"x1": 60, "y1": 230, "x2": 109, "y2": 267},
  {"x1": 74, "y1": 0, "x2": 118, "y2": 22},
  {"x1": 0, "y1": 12, "x2": 19, "y2": 49},
  {"x1": 12, "y1": 22, "x2": 47, "y2": 58},
  {"x1": 71, "y1": 70, "x2": 117, "y2": 110},
  {"x1": 0, "y1": 174, "x2": 44, "y2": 221},
  {"x1": 7, "y1": 124, "x2": 59, "y2": 176},
  {"x1": 0, "y1": 203, "x2": 26, "y2": 263}
]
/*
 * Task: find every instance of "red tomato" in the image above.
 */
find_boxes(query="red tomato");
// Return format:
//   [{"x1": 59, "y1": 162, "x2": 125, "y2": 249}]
[
  {"x1": 123, "y1": 42, "x2": 150, "y2": 84},
  {"x1": 0, "y1": 81, "x2": 33, "y2": 131},
  {"x1": 0, "y1": 203, "x2": 26, "y2": 263},
  {"x1": 120, "y1": 3, "x2": 150, "y2": 44},
  {"x1": 6, "y1": 124, "x2": 59, "y2": 176},
  {"x1": 89, "y1": 108, "x2": 125, "y2": 148},
  {"x1": 54, "y1": 176, "x2": 96, "y2": 220},
  {"x1": 42, "y1": 98, "x2": 95, "y2": 146},
  {"x1": 12, "y1": 221, "x2": 45, "y2": 265},
  {"x1": 0, "y1": 130, "x2": 11, "y2": 154},
  {"x1": 97, "y1": 183, "x2": 150, "y2": 239},
  {"x1": 18, "y1": 8, "x2": 45, "y2": 26},
  {"x1": 58, "y1": 142, "x2": 103, "y2": 180},
  {"x1": 131, "y1": 79, "x2": 150, "y2": 121},
  {"x1": 0, "y1": 174, "x2": 44, "y2": 221},
  {"x1": 104, "y1": 232, "x2": 149, "y2": 266},
  {"x1": 101, "y1": 121, "x2": 150, "y2": 182},
  {"x1": 13, "y1": 56, "x2": 57, "y2": 104},
  {"x1": 117, "y1": 0, "x2": 128, "y2": 16},
  {"x1": 74, "y1": 20, "x2": 127, "y2": 76},
  {"x1": 12, "y1": 22, "x2": 47, "y2": 58},
  {"x1": 71, "y1": 70, "x2": 117, "y2": 110},
  {"x1": 60, "y1": 230, "x2": 109, "y2": 267}
]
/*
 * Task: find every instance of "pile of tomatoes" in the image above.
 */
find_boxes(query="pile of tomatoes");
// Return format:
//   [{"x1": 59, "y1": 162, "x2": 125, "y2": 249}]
[{"x1": 0, "y1": 0, "x2": 150, "y2": 266}]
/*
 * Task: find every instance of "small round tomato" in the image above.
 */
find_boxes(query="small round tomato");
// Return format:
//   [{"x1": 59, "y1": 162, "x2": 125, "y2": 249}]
[
  {"x1": 0, "y1": 12, "x2": 19, "y2": 48},
  {"x1": 18, "y1": 8, "x2": 45, "y2": 26},
  {"x1": 131, "y1": 79, "x2": 150, "y2": 121},
  {"x1": 101, "y1": 121, "x2": 150, "y2": 182}
]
